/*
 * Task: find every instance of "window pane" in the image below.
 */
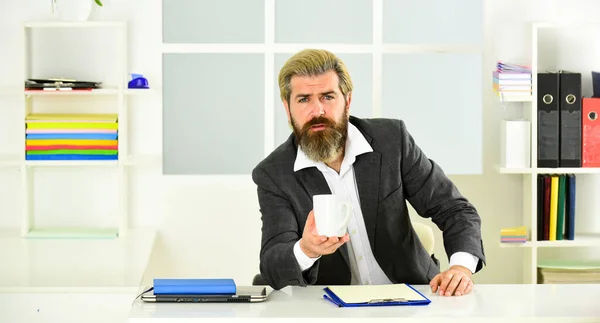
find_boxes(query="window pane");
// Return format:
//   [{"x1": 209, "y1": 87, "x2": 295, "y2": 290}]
[
  {"x1": 163, "y1": 0, "x2": 264, "y2": 43},
  {"x1": 383, "y1": 0, "x2": 483, "y2": 45},
  {"x1": 275, "y1": 0, "x2": 372, "y2": 43},
  {"x1": 273, "y1": 53, "x2": 373, "y2": 147},
  {"x1": 163, "y1": 54, "x2": 265, "y2": 174},
  {"x1": 382, "y1": 53, "x2": 482, "y2": 174}
]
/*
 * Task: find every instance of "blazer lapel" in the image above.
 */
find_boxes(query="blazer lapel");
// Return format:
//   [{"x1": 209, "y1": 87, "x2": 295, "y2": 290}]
[
  {"x1": 353, "y1": 151, "x2": 382, "y2": 250},
  {"x1": 295, "y1": 167, "x2": 331, "y2": 202},
  {"x1": 295, "y1": 167, "x2": 352, "y2": 271}
]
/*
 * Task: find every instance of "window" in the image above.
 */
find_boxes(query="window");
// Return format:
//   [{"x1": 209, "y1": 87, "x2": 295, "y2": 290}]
[{"x1": 162, "y1": 0, "x2": 484, "y2": 175}]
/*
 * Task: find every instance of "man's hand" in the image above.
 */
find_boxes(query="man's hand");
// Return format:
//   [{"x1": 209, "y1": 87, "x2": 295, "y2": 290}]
[
  {"x1": 429, "y1": 265, "x2": 473, "y2": 296},
  {"x1": 299, "y1": 210, "x2": 349, "y2": 258}
]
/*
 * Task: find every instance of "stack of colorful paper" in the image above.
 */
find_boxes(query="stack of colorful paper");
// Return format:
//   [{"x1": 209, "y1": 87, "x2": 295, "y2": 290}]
[
  {"x1": 493, "y1": 61, "x2": 532, "y2": 101},
  {"x1": 500, "y1": 226, "x2": 528, "y2": 243},
  {"x1": 25, "y1": 114, "x2": 118, "y2": 161}
]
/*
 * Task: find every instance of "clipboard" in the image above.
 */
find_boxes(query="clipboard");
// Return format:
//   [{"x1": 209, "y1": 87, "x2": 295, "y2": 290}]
[{"x1": 322, "y1": 283, "x2": 431, "y2": 307}]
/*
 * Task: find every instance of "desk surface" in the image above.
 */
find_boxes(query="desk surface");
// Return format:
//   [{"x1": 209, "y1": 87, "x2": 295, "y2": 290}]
[
  {"x1": 129, "y1": 284, "x2": 600, "y2": 323},
  {"x1": 0, "y1": 228, "x2": 156, "y2": 292}
]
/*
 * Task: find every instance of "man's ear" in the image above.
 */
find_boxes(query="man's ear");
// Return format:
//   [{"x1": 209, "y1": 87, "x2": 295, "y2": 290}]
[
  {"x1": 283, "y1": 100, "x2": 291, "y2": 124},
  {"x1": 345, "y1": 92, "x2": 352, "y2": 115}
]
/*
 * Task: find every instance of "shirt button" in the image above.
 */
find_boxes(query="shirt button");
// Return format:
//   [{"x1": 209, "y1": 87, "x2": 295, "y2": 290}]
[
  {"x1": 352, "y1": 230, "x2": 357, "y2": 235},
  {"x1": 358, "y1": 256, "x2": 363, "y2": 261}
]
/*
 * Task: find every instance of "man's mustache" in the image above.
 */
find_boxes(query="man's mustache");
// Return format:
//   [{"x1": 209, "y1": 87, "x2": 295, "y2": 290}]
[{"x1": 302, "y1": 116, "x2": 336, "y2": 131}]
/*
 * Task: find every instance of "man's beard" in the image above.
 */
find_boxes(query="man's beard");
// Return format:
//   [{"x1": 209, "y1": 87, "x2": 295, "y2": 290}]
[{"x1": 292, "y1": 110, "x2": 348, "y2": 163}]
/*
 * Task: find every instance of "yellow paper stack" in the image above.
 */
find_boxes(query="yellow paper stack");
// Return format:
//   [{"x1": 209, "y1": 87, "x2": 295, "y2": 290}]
[{"x1": 500, "y1": 226, "x2": 527, "y2": 243}]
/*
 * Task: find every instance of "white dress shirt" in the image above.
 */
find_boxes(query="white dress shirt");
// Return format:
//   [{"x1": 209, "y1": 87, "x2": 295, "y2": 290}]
[{"x1": 292, "y1": 123, "x2": 478, "y2": 284}]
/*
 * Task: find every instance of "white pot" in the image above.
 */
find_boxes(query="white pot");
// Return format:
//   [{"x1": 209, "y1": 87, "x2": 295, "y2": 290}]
[{"x1": 56, "y1": 0, "x2": 93, "y2": 22}]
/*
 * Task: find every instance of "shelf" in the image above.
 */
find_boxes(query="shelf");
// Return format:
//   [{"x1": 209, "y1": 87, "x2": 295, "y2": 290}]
[
  {"x1": 24, "y1": 159, "x2": 119, "y2": 167},
  {"x1": 24, "y1": 21, "x2": 126, "y2": 28},
  {"x1": 500, "y1": 241, "x2": 534, "y2": 248},
  {"x1": 24, "y1": 227, "x2": 119, "y2": 239},
  {"x1": 497, "y1": 95, "x2": 533, "y2": 102},
  {"x1": 0, "y1": 154, "x2": 160, "y2": 167},
  {"x1": 536, "y1": 234, "x2": 600, "y2": 248},
  {"x1": 24, "y1": 89, "x2": 119, "y2": 96},
  {"x1": 1, "y1": 88, "x2": 154, "y2": 96},
  {"x1": 533, "y1": 22, "x2": 600, "y2": 29},
  {"x1": 536, "y1": 168, "x2": 600, "y2": 174},
  {"x1": 125, "y1": 89, "x2": 153, "y2": 95},
  {"x1": 0, "y1": 227, "x2": 156, "y2": 292},
  {"x1": 500, "y1": 233, "x2": 600, "y2": 248},
  {"x1": 499, "y1": 167, "x2": 600, "y2": 174},
  {"x1": 499, "y1": 167, "x2": 535, "y2": 174}
]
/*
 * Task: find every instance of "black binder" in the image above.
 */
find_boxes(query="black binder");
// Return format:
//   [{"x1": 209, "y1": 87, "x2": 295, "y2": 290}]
[
  {"x1": 537, "y1": 72, "x2": 560, "y2": 168},
  {"x1": 559, "y1": 71, "x2": 582, "y2": 167}
]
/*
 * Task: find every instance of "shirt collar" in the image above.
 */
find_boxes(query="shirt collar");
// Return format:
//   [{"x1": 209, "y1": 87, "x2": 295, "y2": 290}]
[{"x1": 293, "y1": 122, "x2": 373, "y2": 173}]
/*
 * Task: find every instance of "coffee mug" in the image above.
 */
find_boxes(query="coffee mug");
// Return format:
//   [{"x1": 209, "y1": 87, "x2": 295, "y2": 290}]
[{"x1": 313, "y1": 194, "x2": 352, "y2": 237}]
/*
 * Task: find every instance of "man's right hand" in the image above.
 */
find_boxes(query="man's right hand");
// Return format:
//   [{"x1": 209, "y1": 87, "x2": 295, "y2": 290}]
[{"x1": 299, "y1": 210, "x2": 350, "y2": 258}]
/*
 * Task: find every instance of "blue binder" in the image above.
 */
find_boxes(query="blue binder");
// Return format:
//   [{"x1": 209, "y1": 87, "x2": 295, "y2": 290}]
[
  {"x1": 322, "y1": 284, "x2": 431, "y2": 307},
  {"x1": 153, "y1": 278, "x2": 236, "y2": 295}
]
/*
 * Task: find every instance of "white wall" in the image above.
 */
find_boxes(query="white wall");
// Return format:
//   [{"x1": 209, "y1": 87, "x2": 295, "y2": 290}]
[{"x1": 2, "y1": 0, "x2": 600, "y2": 287}]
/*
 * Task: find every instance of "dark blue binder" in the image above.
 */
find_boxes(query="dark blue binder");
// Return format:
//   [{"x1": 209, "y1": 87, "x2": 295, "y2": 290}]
[
  {"x1": 322, "y1": 284, "x2": 431, "y2": 307},
  {"x1": 564, "y1": 174, "x2": 576, "y2": 240},
  {"x1": 153, "y1": 278, "x2": 236, "y2": 295}
]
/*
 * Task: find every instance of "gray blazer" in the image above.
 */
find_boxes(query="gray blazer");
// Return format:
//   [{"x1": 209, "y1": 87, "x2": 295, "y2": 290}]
[{"x1": 252, "y1": 116, "x2": 485, "y2": 290}]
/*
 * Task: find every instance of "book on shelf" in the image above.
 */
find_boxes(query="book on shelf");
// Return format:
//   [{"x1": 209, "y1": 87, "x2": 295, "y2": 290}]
[
  {"x1": 25, "y1": 113, "x2": 118, "y2": 161},
  {"x1": 496, "y1": 61, "x2": 532, "y2": 73},
  {"x1": 536, "y1": 174, "x2": 576, "y2": 241},
  {"x1": 493, "y1": 61, "x2": 532, "y2": 101},
  {"x1": 537, "y1": 260, "x2": 600, "y2": 284}
]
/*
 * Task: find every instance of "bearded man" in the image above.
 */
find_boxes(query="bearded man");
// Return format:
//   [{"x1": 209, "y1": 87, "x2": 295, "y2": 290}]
[{"x1": 251, "y1": 49, "x2": 485, "y2": 297}]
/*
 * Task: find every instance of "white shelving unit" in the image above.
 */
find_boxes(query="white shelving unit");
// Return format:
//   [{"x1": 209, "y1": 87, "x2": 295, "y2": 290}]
[
  {"x1": 498, "y1": 22, "x2": 600, "y2": 284},
  {"x1": 0, "y1": 21, "x2": 158, "y2": 239}
]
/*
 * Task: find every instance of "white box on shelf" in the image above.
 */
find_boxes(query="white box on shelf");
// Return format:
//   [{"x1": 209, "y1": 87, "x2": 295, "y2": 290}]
[{"x1": 501, "y1": 119, "x2": 531, "y2": 168}]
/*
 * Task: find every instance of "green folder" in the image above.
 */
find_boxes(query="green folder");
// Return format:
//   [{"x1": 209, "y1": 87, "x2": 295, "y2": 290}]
[{"x1": 26, "y1": 149, "x2": 117, "y2": 155}]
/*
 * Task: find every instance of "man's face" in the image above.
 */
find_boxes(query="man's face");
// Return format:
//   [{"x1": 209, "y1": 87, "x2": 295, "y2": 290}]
[{"x1": 284, "y1": 70, "x2": 351, "y2": 163}]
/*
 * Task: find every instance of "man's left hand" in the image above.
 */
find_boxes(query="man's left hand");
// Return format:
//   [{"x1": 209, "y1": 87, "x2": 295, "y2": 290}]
[{"x1": 429, "y1": 265, "x2": 473, "y2": 296}]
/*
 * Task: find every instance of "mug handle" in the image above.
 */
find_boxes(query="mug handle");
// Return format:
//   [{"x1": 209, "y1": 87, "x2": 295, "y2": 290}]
[{"x1": 339, "y1": 202, "x2": 352, "y2": 232}]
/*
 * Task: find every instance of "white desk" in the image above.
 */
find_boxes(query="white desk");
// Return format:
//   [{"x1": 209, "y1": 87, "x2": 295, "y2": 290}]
[
  {"x1": 0, "y1": 228, "x2": 156, "y2": 292},
  {"x1": 129, "y1": 284, "x2": 600, "y2": 323},
  {"x1": 0, "y1": 228, "x2": 158, "y2": 323},
  {"x1": 0, "y1": 290, "x2": 137, "y2": 323}
]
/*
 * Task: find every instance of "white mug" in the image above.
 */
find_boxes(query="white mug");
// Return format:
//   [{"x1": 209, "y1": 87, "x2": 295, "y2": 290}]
[{"x1": 313, "y1": 194, "x2": 352, "y2": 237}]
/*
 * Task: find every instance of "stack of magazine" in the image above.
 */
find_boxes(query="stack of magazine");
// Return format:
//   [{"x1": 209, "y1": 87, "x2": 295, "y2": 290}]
[
  {"x1": 538, "y1": 260, "x2": 600, "y2": 284},
  {"x1": 493, "y1": 61, "x2": 532, "y2": 101}
]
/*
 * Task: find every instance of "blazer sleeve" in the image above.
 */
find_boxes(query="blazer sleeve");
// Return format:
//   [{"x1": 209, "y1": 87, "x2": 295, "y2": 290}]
[
  {"x1": 397, "y1": 120, "x2": 486, "y2": 272},
  {"x1": 251, "y1": 166, "x2": 320, "y2": 289}
]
